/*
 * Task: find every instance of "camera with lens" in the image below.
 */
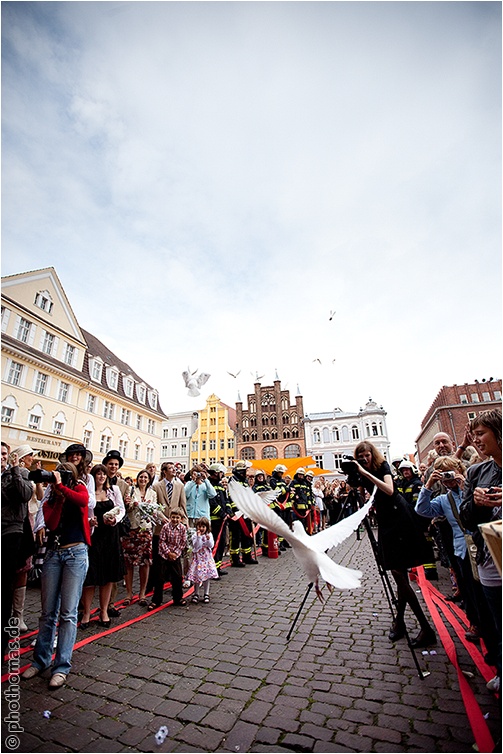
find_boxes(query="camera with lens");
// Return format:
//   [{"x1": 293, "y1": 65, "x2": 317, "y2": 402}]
[
  {"x1": 29, "y1": 468, "x2": 73, "y2": 486},
  {"x1": 441, "y1": 471, "x2": 456, "y2": 480},
  {"x1": 340, "y1": 455, "x2": 362, "y2": 488}
]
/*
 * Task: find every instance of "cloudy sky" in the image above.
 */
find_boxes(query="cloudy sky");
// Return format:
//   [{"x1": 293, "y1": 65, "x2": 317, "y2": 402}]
[{"x1": 2, "y1": 1, "x2": 501, "y2": 457}]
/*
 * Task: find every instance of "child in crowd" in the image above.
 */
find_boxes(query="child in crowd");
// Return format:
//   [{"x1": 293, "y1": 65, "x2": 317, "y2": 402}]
[
  {"x1": 149, "y1": 508, "x2": 187, "y2": 608},
  {"x1": 187, "y1": 517, "x2": 218, "y2": 604}
]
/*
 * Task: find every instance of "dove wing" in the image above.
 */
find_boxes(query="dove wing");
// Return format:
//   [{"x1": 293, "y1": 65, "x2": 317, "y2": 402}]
[
  {"x1": 256, "y1": 489, "x2": 281, "y2": 506},
  {"x1": 228, "y1": 480, "x2": 298, "y2": 544},
  {"x1": 307, "y1": 498, "x2": 374, "y2": 553},
  {"x1": 317, "y1": 553, "x2": 363, "y2": 590},
  {"x1": 197, "y1": 372, "x2": 211, "y2": 388},
  {"x1": 182, "y1": 371, "x2": 190, "y2": 387}
]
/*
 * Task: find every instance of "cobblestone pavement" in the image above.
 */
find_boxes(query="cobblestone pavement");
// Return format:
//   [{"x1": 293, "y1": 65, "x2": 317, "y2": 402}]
[{"x1": 3, "y1": 529, "x2": 501, "y2": 753}]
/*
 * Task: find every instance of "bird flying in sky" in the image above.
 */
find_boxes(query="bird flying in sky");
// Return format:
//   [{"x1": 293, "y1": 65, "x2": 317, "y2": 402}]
[
  {"x1": 329, "y1": 310, "x2": 336, "y2": 321},
  {"x1": 182, "y1": 369, "x2": 210, "y2": 397},
  {"x1": 228, "y1": 480, "x2": 374, "y2": 601},
  {"x1": 227, "y1": 370, "x2": 241, "y2": 378}
]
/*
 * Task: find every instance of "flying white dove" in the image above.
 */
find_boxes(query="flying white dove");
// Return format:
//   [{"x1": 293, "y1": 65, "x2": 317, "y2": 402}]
[
  {"x1": 228, "y1": 480, "x2": 374, "y2": 601},
  {"x1": 329, "y1": 310, "x2": 336, "y2": 321},
  {"x1": 182, "y1": 369, "x2": 210, "y2": 397},
  {"x1": 227, "y1": 370, "x2": 241, "y2": 378}
]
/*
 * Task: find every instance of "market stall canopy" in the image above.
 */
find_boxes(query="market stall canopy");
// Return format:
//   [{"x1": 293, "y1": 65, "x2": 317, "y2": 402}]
[{"x1": 247, "y1": 457, "x2": 330, "y2": 477}]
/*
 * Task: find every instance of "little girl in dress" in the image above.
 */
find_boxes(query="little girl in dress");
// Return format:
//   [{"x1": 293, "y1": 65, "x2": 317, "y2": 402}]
[{"x1": 187, "y1": 517, "x2": 218, "y2": 604}]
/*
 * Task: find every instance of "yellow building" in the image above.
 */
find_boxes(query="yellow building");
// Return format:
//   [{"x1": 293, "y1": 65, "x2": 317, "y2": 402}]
[
  {"x1": 1, "y1": 268, "x2": 166, "y2": 473},
  {"x1": 190, "y1": 394, "x2": 236, "y2": 469}
]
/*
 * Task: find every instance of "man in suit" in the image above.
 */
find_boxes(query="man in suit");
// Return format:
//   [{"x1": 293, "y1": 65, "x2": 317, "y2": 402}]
[{"x1": 148, "y1": 462, "x2": 188, "y2": 595}]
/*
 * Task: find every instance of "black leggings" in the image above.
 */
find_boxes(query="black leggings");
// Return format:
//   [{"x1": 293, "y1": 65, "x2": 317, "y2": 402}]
[{"x1": 391, "y1": 567, "x2": 430, "y2": 629}]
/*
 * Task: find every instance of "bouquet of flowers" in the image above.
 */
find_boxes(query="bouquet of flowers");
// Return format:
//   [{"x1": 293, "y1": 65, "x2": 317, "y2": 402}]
[{"x1": 137, "y1": 501, "x2": 166, "y2": 530}]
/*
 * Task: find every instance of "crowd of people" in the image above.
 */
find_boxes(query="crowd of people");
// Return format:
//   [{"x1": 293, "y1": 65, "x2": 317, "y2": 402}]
[{"x1": 1, "y1": 409, "x2": 501, "y2": 696}]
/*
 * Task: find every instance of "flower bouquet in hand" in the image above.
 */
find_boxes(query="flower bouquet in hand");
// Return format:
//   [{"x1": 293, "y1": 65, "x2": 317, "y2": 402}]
[{"x1": 138, "y1": 501, "x2": 168, "y2": 529}]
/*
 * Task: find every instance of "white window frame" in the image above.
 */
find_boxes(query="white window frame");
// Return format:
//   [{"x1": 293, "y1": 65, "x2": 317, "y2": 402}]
[
  {"x1": 16, "y1": 316, "x2": 33, "y2": 344},
  {"x1": 87, "y1": 394, "x2": 97, "y2": 413},
  {"x1": 34, "y1": 371, "x2": 49, "y2": 396},
  {"x1": 91, "y1": 359, "x2": 103, "y2": 382},
  {"x1": 124, "y1": 377, "x2": 134, "y2": 398},
  {"x1": 41, "y1": 331, "x2": 56, "y2": 356},
  {"x1": 6, "y1": 361, "x2": 24, "y2": 387},
  {"x1": 136, "y1": 384, "x2": 146, "y2": 404},
  {"x1": 58, "y1": 381, "x2": 70, "y2": 403},
  {"x1": 64, "y1": 343, "x2": 76, "y2": 367},
  {"x1": 120, "y1": 408, "x2": 131, "y2": 426},
  {"x1": 2, "y1": 406, "x2": 15, "y2": 424},
  {"x1": 106, "y1": 367, "x2": 119, "y2": 391}
]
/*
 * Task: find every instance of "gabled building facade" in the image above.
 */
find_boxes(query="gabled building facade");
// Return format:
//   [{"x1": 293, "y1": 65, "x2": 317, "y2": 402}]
[
  {"x1": 235, "y1": 380, "x2": 305, "y2": 461},
  {"x1": 1, "y1": 268, "x2": 167, "y2": 473},
  {"x1": 190, "y1": 394, "x2": 236, "y2": 469},
  {"x1": 304, "y1": 398, "x2": 390, "y2": 472}
]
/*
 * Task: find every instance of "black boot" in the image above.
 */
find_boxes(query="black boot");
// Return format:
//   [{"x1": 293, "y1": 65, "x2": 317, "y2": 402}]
[
  {"x1": 410, "y1": 626, "x2": 436, "y2": 649},
  {"x1": 388, "y1": 620, "x2": 406, "y2": 642}
]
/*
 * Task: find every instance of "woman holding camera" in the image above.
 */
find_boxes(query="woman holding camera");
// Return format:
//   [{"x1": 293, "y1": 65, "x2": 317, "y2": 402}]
[
  {"x1": 354, "y1": 441, "x2": 436, "y2": 649},
  {"x1": 185, "y1": 467, "x2": 217, "y2": 526},
  {"x1": 21, "y1": 462, "x2": 90, "y2": 689},
  {"x1": 80, "y1": 464, "x2": 125, "y2": 629}
]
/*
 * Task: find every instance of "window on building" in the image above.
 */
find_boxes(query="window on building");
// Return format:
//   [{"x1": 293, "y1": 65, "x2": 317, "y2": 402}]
[
  {"x1": 241, "y1": 447, "x2": 256, "y2": 460},
  {"x1": 35, "y1": 372, "x2": 48, "y2": 395},
  {"x1": 64, "y1": 344, "x2": 75, "y2": 366},
  {"x1": 263, "y1": 431, "x2": 270, "y2": 441},
  {"x1": 135, "y1": 414, "x2": 142, "y2": 430},
  {"x1": 83, "y1": 430, "x2": 92, "y2": 448},
  {"x1": 333, "y1": 453, "x2": 344, "y2": 469},
  {"x1": 100, "y1": 433, "x2": 112, "y2": 454},
  {"x1": 459, "y1": 394, "x2": 468, "y2": 404},
  {"x1": 124, "y1": 378, "x2": 134, "y2": 398},
  {"x1": 16, "y1": 317, "x2": 32, "y2": 344},
  {"x1": 471, "y1": 393, "x2": 480, "y2": 403},
  {"x1": 137, "y1": 384, "x2": 146, "y2": 403},
  {"x1": 148, "y1": 391, "x2": 157, "y2": 410},
  {"x1": 7, "y1": 362, "x2": 23, "y2": 386},
  {"x1": 120, "y1": 408, "x2": 131, "y2": 425},
  {"x1": 467, "y1": 411, "x2": 477, "y2": 420},
  {"x1": 1, "y1": 306, "x2": 10, "y2": 332},
  {"x1": 379, "y1": 423, "x2": 384, "y2": 435},
  {"x1": 283, "y1": 414, "x2": 290, "y2": 424},
  {"x1": 53, "y1": 420, "x2": 65, "y2": 436},
  {"x1": 28, "y1": 414, "x2": 41, "y2": 430},
  {"x1": 181, "y1": 443, "x2": 187, "y2": 455},
  {"x1": 351, "y1": 425, "x2": 360, "y2": 440},
  {"x1": 251, "y1": 431, "x2": 258, "y2": 441},
  {"x1": 332, "y1": 427, "x2": 340, "y2": 442},
  {"x1": 314, "y1": 455, "x2": 324, "y2": 469},
  {"x1": 147, "y1": 419, "x2": 155, "y2": 434},
  {"x1": 262, "y1": 446, "x2": 278, "y2": 459},
  {"x1": 482, "y1": 392, "x2": 491, "y2": 401},
  {"x1": 313, "y1": 429, "x2": 321, "y2": 443},
  {"x1": 107, "y1": 368, "x2": 119, "y2": 391},
  {"x1": 34, "y1": 291, "x2": 53, "y2": 313},
  {"x1": 192, "y1": 441, "x2": 198, "y2": 452},
  {"x1": 228, "y1": 438, "x2": 234, "y2": 449},
  {"x1": 58, "y1": 382, "x2": 70, "y2": 403},
  {"x1": 220, "y1": 439, "x2": 225, "y2": 450},
  {"x1": 103, "y1": 401, "x2": 114, "y2": 420},
  {"x1": 270, "y1": 414, "x2": 277, "y2": 426},
  {"x1": 250, "y1": 416, "x2": 257, "y2": 427},
  {"x1": 210, "y1": 440, "x2": 216, "y2": 450},
  {"x1": 341, "y1": 426, "x2": 349, "y2": 442},
  {"x1": 91, "y1": 360, "x2": 103, "y2": 382},
  {"x1": 494, "y1": 390, "x2": 502, "y2": 401},
  {"x1": 372, "y1": 423, "x2": 378, "y2": 436},
  {"x1": 173, "y1": 427, "x2": 178, "y2": 438},
  {"x1": 41, "y1": 331, "x2": 55, "y2": 356},
  {"x1": 322, "y1": 427, "x2": 330, "y2": 443},
  {"x1": 118, "y1": 439, "x2": 128, "y2": 458},
  {"x1": 271, "y1": 429, "x2": 278, "y2": 440},
  {"x1": 134, "y1": 443, "x2": 141, "y2": 461},
  {"x1": 87, "y1": 394, "x2": 96, "y2": 413},
  {"x1": 1, "y1": 406, "x2": 14, "y2": 424},
  {"x1": 163, "y1": 428, "x2": 169, "y2": 439},
  {"x1": 283, "y1": 429, "x2": 290, "y2": 439},
  {"x1": 263, "y1": 415, "x2": 269, "y2": 426},
  {"x1": 202, "y1": 440, "x2": 206, "y2": 451},
  {"x1": 146, "y1": 447, "x2": 154, "y2": 463},
  {"x1": 171, "y1": 444, "x2": 177, "y2": 456},
  {"x1": 284, "y1": 444, "x2": 301, "y2": 458},
  {"x1": 181, "y1": 426, "x2": 188, "y2": 437},
  {"x1": 161, "y1": 444, "x2": 168, "y2": 457}
]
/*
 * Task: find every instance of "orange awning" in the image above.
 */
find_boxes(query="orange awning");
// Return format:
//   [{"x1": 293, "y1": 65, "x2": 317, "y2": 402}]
[{"x1": 247, "y1": 457, "x2": 331, "y2": 478}]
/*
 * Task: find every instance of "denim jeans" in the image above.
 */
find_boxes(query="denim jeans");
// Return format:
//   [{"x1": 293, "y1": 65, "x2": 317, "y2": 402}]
[{"x1": 32, "y1": 543, "x2": 88, "y2": 676}]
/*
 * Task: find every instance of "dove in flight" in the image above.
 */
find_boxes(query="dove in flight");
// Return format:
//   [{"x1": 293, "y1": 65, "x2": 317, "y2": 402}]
[
  {"x1": 227, "y1": 370, "x2": 241, "y2": 378},
  {"x1": 182, "y1": 369, "x2": 210, "y2": 397},
  {"x1": 329, "y1": 310, "x2": 336, "y2": 321},
  {"x1": 228, "y1": 480, "x2": 374, "y2": 601}
]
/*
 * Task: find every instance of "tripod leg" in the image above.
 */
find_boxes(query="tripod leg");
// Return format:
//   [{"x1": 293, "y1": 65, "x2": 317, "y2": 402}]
[{"x1": 287, "y1": 583, "x2": 313, "y2": 642}]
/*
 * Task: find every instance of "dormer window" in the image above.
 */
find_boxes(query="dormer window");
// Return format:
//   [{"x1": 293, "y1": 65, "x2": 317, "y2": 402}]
[
  {"x1": 90, "y1": 359, "x2": 103, "y2": 382},
  {"x1": 34, "y1": 290, "x2": 53, "y2": 314},
  {"x1": 136, "y1": 383, "x2": 146, "y2": 404},
  {"x1": 124, "y1": 377, "x2": 134, "y2": 398},
  {"x1": 148, "y1": 390, "x2": 158, "y2": 410},
  {"x1": 64, "y1": 343, "x2": 76, "y2": 366},
  {"x1": 106, "y1": 367, "x2": 119, "y2": 391}
]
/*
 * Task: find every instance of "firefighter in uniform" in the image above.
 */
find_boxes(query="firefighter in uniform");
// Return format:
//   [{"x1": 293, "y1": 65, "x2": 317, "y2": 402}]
[
  {"x1": 398, "y1": 460, "x2": 437, "y2": 580},
  {"x1": 228, "y1": 461, "x2": 258, "y2": 567},
  {"x1": 269, "y1": 464, "x2": 292, "y2": 550},
  {"x1": 305, "y1": 470, "x2": 317, "y2": 534},
  {"x1": 291, "y1": 468, "x2": 311, "y2": 531},
  {"x1": 252, "y1": 470, "x2": 276, "y2": 556},
  {"x1": 207, "y1": 463, "x2": 231, "y2": 577}
]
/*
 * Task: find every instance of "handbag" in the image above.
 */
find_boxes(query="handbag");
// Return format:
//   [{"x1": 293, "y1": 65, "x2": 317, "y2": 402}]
[{"x1": 447, "y1": 492, "x2": 480, "y2": 582}]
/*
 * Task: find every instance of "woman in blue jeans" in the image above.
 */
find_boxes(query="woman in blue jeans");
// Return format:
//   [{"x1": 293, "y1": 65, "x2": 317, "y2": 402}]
[{"x1": 22, "y1": 462, "x2": 90, "y2": 689}]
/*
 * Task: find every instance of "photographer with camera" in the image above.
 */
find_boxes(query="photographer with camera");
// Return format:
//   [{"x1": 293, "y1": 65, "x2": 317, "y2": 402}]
[
  {"x1": 185, "y1": 466, "x2": 217, "y2": 526},
  {"x1": 22, "y1": 462, "x2": 90, "y2": 688},
  {"x1": 353, "y1": 441, "x2": 436, "y2": 649}
]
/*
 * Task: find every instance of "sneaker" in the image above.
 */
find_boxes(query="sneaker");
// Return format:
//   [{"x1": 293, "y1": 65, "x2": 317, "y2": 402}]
[
  {"x1": 21, "y1": 665, "x2": 41, "y2": 680},
  {"x1": 486, "y1": 676, "x2": 500, "y2": 693}
]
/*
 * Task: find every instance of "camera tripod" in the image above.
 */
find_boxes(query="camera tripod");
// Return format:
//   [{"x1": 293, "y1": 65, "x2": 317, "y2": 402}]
[{"x1": 347, "y1": 484, "x2": 428, "y2": 679}]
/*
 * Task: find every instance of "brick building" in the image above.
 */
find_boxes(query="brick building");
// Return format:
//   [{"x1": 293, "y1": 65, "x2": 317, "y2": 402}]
[
  {"x1": 416, "y1": 379, "x2": 502, "y2": 462},
  {"x1": 235, "y1": 380, "x2": 305, "y2": 461}
]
